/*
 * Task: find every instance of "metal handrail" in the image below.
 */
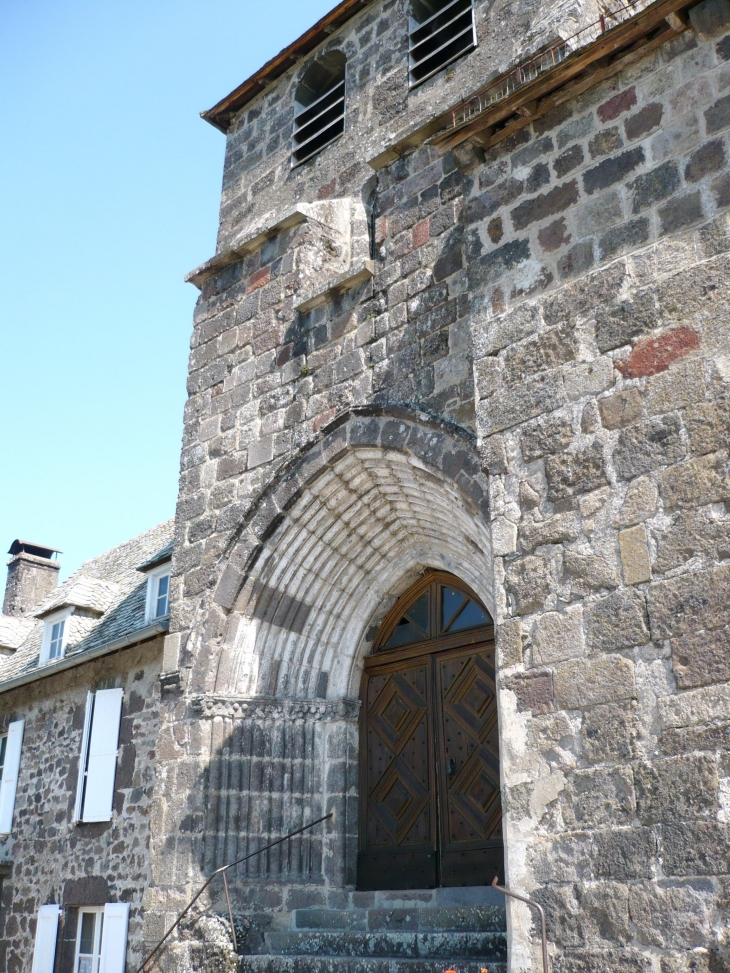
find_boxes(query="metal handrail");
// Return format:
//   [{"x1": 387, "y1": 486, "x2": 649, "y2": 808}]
[
  {"x1": 491, "y1": 875, "x2": 549, "y2": 973},
  {"x1": 134, "y1": 813, "x2": 333, "y2": 973}
]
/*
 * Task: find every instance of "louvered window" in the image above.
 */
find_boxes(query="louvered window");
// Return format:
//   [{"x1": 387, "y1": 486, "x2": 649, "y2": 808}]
[
  {"x1": 292, "y1": 52, "x2": 346, "y2": 167},
  {"x1": 409, "y1": 0, "x2": 476, "y2": 87}
]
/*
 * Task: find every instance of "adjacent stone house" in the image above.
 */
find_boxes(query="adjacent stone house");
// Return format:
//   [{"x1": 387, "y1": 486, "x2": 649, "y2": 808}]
[
  {"x1": 4, "y1": 0, "x2": 730, "y2": 969},
  {"x1": 0, "y1": 523, "x2": 173, "y2": 972}
]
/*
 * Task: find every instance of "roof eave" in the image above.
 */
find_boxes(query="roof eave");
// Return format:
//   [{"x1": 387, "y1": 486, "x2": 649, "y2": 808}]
[
  {"x1": 0, "y1": 620, "x2": 169, "y2": 696},
  {"x1": 202, "y1": 0, "x2": 376, "y2": 133}
]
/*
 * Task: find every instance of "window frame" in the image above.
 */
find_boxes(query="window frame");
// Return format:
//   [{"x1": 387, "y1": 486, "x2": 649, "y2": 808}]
[
  {"x1": 372, "y1": 571, "x2": 493, "y2": 656},
  {"x1": 291, "y1": 52, "x2": 347, "y2": 168},
  {"x1": 74, "y1": 907, "x2": 104, "y2": 973},
  {"x1": 39, "y1": 607, "x2": 73, "y2": 664},
  {"x1": 0, "y1": 733, "x2": 6, "y2": 781},
  {"x1": 145, "y1": 563, "x2": 171, "y2": 623},
  {"x1": 408, "y1": 0, "x2": 477, "y2": 88}
]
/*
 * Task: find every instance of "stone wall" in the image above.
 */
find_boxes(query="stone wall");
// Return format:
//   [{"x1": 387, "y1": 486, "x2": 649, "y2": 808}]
[
  {"x1": 158, "y1": 8, "x2": 730, "y2": 973},
  {"x1": 0, "y1": 638, "x2": 163, "y2": 973},
  {"x1": 212, "y1": 0, "x2": 606, "y2": 252}
]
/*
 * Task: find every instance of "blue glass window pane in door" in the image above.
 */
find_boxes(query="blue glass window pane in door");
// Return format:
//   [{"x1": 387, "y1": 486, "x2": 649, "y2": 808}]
[
  {"x1": 384, "y1": 618, "x2": 422, "y2": 648},
  {"x1": 405, "y1": 592, "x2": 429, "y2": 636},
  {"x1": 384, "y1": 592, "x2": 430, "y2": 648},
  {"x1": 449, "y1": 599, "x2": 492, "y2": 631},
  {"x1": 441, "y1": 586, "x2": 467, "y2": 631}
]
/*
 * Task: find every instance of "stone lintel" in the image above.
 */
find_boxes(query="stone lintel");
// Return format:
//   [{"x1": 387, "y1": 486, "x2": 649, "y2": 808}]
[{"x1": 191, "y1": 694, "x2": 361, "y2": 721}]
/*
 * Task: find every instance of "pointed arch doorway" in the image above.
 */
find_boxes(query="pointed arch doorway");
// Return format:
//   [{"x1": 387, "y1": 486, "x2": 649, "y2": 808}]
[{"x1": 357, "y1": 571, "x2": 504, "y2": 891}]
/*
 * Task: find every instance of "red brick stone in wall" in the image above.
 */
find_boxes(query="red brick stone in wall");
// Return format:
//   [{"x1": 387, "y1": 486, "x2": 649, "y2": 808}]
[
  {"x1": 598, "y1": 86, "x2": 638, "y2": 123},
  {"x1": 616, "y1": 327, "x2": 700, "y2": 378},
  {"x1": 412, "y1": 218, "x2": 430, "y2": 248},
  {"x1": 247, "y1": 265, "x2": 271, "y2": 293}
]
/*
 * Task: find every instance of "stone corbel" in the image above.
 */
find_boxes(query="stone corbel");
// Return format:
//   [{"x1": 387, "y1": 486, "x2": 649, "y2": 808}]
[{"x1": 185, "y1": 198, "x2": 355, "y2": 290}]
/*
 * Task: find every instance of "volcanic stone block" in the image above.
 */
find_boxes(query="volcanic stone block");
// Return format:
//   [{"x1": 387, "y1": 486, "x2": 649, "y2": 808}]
[
  {"x1": 583, "y1": 703, "x2": 638, "y2": 763},
  {"x1": 689, "y1": 0, "x2": 730, "y2": 40},
  {"x1": 658, "y1": 192, "x2": 704, "y2": 235},
  {"x1": 594, "y1": 290, "x2": 657, "y2": 352},
  {"x1": 660, "y1": 452, "x2": 730, "y2": 510},
  {"x1": 613, "y1": 476, "x2": 658, "y2": 528},
  {"x1": 521, "y1": 413, "x2": 573, "y2": 461},
  {"x1": 629, "y1": 161, "x2": 680, "y2": 213},
  {"x1": 532, "y1": 607, "x2": 585, "y2": 664},
  {"x1": 624, "y1": 102, "x2": 664, "y2": 141},
  {"x1": 613, "y1": 415, "x2": 685, "y2": 479},
  {"x1": 479, "y1": 369, "x2": 566, "y2": 435},
  {"x1": 505, "y1": 555, "x2": 552, "y2": 614},
  {"x1": 592, "y1": 827, "x2": 655, "y2": 880},
  {"x1": 562, "y1": 766, "x2": 636, "y2": 828},
  {"x1": 545, "y1": 442, "x2": 608, "y2": 500},
  {"x1": 619, "y1": 525, "x2": 652, "y2": 585},
  {"x1": 634, "y1": 755, "x2": 718, "y2": 823},
  {"x1": 598, "y1": 389, "x2": 643, "y2": 429},
  {"x1": 628, "y1": 881, "x2": 712, "y2": 948},
  {"x1": 511, "y1": 180, "x2": 579, "y2": 230},
  {"x1": 661, "y1": 822, "x2": 730, "y2": 875},
  {"x1": 519, "y1": 512, "x2": 581, "y2": 553},
  {"x1": 670, "y1": 626, "x2": 730, "y2": 689},
  {"x1": 586, "y1": 588, "x2": 650, "y2": 651},
  {"x1": 583, "y1": 147, "x2": 645, "y2": 195},
  {"x1": 684, "y1": 139, "x2": 726, "y2": 182},
  {"x1": 648, "y1": 564, "x2": 730, "y2": 639},
  {"x1": 504, "y1": 670, "x2": 554, "y2": 714},
  {"x1": 553, "y1": 656, "x2": 636, "y2": 708}
]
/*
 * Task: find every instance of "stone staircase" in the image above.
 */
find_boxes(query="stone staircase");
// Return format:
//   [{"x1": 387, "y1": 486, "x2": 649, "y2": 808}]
[{"x1": 239, "y1": 887, "x2": 508, "y2": 973}]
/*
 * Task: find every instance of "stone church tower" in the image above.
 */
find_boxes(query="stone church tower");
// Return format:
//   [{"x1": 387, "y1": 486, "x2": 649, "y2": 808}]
[{"x1": 145, "y1": 0, "x2": 730, "y2": 969}]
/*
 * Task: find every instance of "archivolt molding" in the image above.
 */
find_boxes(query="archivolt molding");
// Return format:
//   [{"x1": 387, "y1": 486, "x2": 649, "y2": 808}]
[{"x1": 184, "y1": 406, "x2": 495, "y2": 700}]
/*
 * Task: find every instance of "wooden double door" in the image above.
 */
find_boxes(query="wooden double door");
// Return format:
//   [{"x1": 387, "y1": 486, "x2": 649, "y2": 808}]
[{"x1": 357, "y1": 575, "x2": 503, "y2": 890}]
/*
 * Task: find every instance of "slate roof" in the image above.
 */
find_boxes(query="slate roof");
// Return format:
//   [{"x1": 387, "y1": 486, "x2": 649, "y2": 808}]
[{"x1": 0, "y1": 519, "x2": 174, "y2": 686}]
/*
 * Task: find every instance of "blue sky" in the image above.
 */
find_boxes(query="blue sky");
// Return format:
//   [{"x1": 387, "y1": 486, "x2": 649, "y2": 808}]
[{"x1": 0, "y1": 0, "x2": 333, "y2": 579}]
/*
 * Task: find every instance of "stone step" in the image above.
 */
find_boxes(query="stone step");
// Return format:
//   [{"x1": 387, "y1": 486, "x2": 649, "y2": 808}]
[
  {"x1": 240, "y1": 957, "x2": 507, "y2": 973},
  {"x1": 344, "y1": 888, "x2": 504, "y2": 911},
  {"x1": 291, "y1": 906, "x2": 506, "y2": 934},
  {"x1": 260, "y1": 930, "x2": 507, "y2": 961}
]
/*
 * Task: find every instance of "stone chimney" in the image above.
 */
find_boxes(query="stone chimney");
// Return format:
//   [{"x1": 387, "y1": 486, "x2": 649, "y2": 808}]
[{"x1": 3, "y1": 540, "x2": 61, "y2": 617}]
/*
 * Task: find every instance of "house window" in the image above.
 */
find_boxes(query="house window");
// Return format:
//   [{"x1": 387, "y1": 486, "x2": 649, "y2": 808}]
[
  {"x1": 40, "y1": 608, "x2": 72, "y2": 664},
  {"x1": 49, "y1": 620, "x2": 65, "y2": 659},
  {"x1": 75, "y1": 908, "x2": 104, "y2": 973},
  {"x1": 292, "y1": 51, "x2": 346, "y2": 167},
  {"x1": 155, "y1": 573, "x2": 170, "y2": 618},
  {"x1": 29, "y1": 902, "x2": 130, "y2": 973},
  {"x1": 75, "y1": 689, "x2": 124, "y2": 824},
  {"x1": 0, "y1": 720, "x2": 25, "y2": 835},
  {"x1": 408, "y1": 0, "x2": 476, "y2": 87},
  {"x1": 145, "y1": 564, "x2": 171, "y2": 623}
]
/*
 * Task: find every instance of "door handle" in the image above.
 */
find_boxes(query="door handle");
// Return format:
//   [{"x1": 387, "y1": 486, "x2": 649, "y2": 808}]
[{"x1": 447, "y1": 758, "x2": 456, "y2": 775}]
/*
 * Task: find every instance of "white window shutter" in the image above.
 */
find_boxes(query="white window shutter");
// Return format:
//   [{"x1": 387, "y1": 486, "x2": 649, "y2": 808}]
[
  {"x1": 0, "y1": 719, "x2": 25, "y2": 834},
  {"x1": 30, "y1": 904, "x2": 61, "y2": 973},
  {"x1": 74, "y1": 693, "x2": 94, "y2": 822},
  {"x1": 99, "y1": 902, "x2": 130, "y2": 973},
  {"x1": 81, "y1": 688, "x2": 123, "y2": 822}
]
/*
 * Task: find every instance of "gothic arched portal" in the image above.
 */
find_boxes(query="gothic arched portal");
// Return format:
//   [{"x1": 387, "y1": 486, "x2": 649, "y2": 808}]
[{"x1": 358, "y1": 571, "x2": 503, "y2": 891}]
